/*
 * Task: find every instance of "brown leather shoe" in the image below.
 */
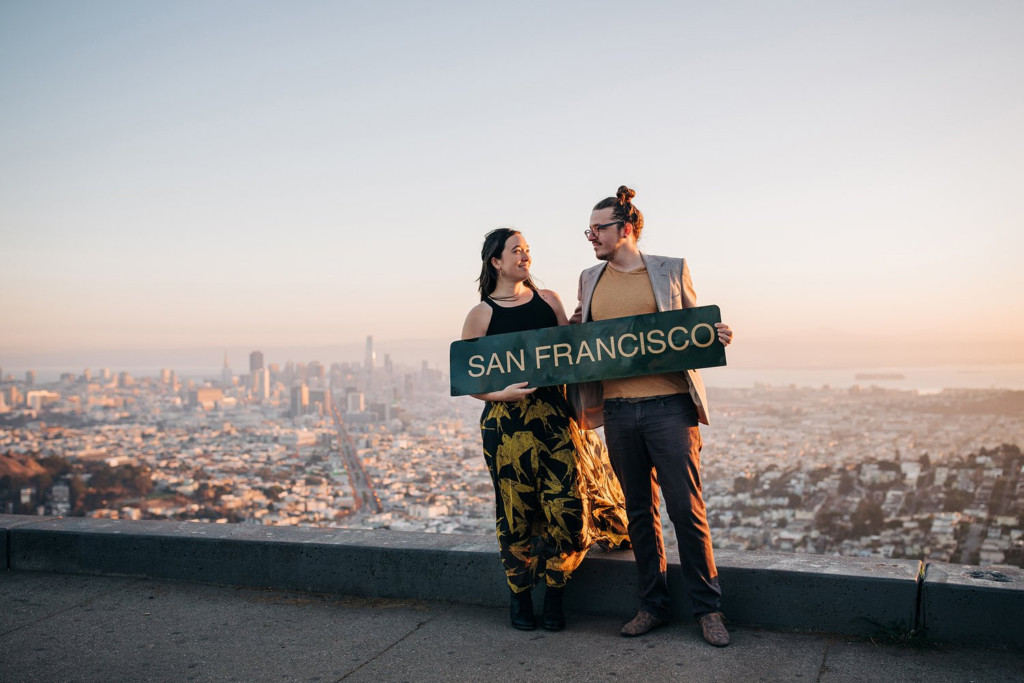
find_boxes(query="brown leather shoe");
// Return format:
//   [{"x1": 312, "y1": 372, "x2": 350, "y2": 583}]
[
  {"x1": 697, "y1": 612, "x2": 730, "y2": 647},
  {"x1": 620, "y1": 610, "x2": 668, "y2": 637}
]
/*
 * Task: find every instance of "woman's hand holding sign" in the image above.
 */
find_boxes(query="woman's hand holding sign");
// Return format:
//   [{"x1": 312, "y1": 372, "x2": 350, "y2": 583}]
[{"x1": 477, "y1": 381, "x2": 537, "y2": 403}]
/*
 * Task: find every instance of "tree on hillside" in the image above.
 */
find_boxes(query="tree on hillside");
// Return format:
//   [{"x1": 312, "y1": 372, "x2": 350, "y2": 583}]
[
  {"x1": 69, "y1": 476, "x2": 87, "y2": 515},
  {"x1": 851, "y1": 500, "x2": 884, "y2": 537},
  {"x1": 38, "y1": 455, "x2": 72, "y2": 478},
  {"x1": 943, "y1": 489, "x2": 973, "y2": 513},
  {"x1": 815, "y1": 510, "x2": 847, "y2": 540},
  {"x1": 733, "y1": 476, "x2": 754, "y2": 493}
]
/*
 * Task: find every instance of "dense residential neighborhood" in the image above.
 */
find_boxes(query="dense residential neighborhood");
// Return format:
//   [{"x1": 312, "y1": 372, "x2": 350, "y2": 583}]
[{"x1": 2, "y1": 359, "x2": 1022, "y2": 568}]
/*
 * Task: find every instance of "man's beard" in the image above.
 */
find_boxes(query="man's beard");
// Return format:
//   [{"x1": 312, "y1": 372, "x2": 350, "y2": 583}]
[{"x1": 595, "y1": 243, "x2": 620, "y2": 262}]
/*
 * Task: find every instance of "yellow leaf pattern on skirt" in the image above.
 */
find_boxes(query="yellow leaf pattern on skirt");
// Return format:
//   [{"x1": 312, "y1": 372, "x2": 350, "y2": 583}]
[{"x1": 481, "y1": 386, "x2": 630, "y2": 592}]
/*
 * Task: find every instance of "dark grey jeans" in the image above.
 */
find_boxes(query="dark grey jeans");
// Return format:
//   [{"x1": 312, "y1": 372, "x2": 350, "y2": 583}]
[{"x1": 602, "y1": 393, "x2": 722, "y2": 619}]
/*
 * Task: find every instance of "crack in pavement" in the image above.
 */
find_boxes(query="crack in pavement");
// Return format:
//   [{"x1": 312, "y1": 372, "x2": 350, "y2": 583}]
[
  {"x1": 815, "y1": 636, "x2": 834, "y2": 683},
  {"x1": 334, "y1": 604, "x2": 453, "y2": 682}
]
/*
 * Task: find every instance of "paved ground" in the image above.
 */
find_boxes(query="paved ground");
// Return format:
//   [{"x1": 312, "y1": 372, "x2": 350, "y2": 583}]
[{"x1": 1, "y1": 570, "x2": 1021, "y2": 683}]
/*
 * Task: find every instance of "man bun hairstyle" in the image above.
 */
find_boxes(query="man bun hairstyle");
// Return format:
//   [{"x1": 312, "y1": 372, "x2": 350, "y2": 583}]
[{"x1": 593, "y1": 185, "x2": 644, "y2": 241}]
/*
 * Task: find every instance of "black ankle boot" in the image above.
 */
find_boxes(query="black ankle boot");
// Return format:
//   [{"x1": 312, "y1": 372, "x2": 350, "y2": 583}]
[
  {"x1": 542, "y1": 585, "x2": 566, "y2": 631},
  {"x1": 509, "y1": 589, "x2": 535, "y2": 631}
]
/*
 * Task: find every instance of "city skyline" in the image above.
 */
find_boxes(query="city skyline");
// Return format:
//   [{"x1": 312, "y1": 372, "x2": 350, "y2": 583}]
[{"x1": 2, "y1": 2, "x2": 1023, "y2": 369}]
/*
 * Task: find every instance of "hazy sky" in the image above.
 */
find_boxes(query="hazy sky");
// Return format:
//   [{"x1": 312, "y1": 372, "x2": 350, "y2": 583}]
[{"x1": 2, "y1": 0, "x2": 1022, "y2": 369}]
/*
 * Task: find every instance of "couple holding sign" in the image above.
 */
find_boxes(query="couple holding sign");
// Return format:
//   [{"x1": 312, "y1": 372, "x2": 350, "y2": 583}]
[{"x1": 460, "y1": 186, "x2": 734, "y2": 647}]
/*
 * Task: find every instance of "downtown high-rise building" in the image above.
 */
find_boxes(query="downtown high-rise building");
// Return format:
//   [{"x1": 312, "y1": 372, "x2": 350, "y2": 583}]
[
  {"x1": 307, "y1": 360, "x2": 325, "y2": 383},
  {"x1": 4, "y1": 386, "x2": 22, "y2": 408},
  {"x1": 250, "y1": 350, "x2": 264, "y2": 373},
  {"x1": 222, "y1": 351, "x2": 233, "y2": 388},
  {"x1": 253, "y1": 368, "x2": 270, "y2": 401},
  {"x1": 365, "y1": 336, "x2": 375, "y2": 370},
  {"x1": 290, "y1": 384, "x2": 309, "y2": 417},
  {"x1": 365, "y1": 336, "x2": 376, "y2": 395},
  {"x1": 308, "y1": 387, "x2": 332, "y2": 416}
]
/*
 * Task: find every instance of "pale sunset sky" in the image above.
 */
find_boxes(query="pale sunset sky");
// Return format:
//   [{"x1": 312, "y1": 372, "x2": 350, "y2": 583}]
[{"x1": 1, "y1": 1, "x2": 1022, "y2": 371}]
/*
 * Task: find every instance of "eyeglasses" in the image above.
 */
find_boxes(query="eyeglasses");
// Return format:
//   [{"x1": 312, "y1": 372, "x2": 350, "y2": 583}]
[{"x1": 584, "y1": 221, "x2": 624, "y2": 240}]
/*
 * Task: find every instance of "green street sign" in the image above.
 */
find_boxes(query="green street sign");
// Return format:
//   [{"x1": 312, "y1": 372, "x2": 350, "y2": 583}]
[{"x1": 450, "y1": 305, "x2": 726, "y2": 396}]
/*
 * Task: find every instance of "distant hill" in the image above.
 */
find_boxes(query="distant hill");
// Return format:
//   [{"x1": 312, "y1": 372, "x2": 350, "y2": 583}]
[{"x1": 915, "y1": 390, "x2": 1024, "y2": 416}]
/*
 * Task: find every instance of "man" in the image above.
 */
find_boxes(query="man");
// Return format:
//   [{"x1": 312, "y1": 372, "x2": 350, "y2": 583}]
[{"x1": 570, "y1": 185, "x2": 733, "y2": 647}]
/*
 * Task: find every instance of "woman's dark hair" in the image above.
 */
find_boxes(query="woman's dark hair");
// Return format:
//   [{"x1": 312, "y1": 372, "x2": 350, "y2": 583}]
[
  {"x1": 593, "y1": 185, "x2": 644, "y2": 241},
  {"x1": 477, "y1": 228, "x2": 538, "y2": 301}
]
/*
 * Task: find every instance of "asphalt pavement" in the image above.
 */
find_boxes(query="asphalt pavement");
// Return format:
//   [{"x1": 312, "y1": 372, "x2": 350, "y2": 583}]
[{"x1": 1, "y1": 570, "x2": 1021, "y2": 683}]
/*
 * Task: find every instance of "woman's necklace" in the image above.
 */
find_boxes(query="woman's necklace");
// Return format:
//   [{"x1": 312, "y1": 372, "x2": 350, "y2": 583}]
[{"x1": 490, "y1": 286, "x2": 529, "y2": 303}]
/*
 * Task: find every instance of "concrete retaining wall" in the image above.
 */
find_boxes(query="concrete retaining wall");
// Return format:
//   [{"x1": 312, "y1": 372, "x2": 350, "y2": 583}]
[
  {"x1": 921, "y1": 562, "x2": 1024, "y2": 649},
  {"x1": 2, "y1": 514, "x2": 1020, "y2": 647},
  {"x1": 2, "y1": 516, "x2": 509, "y2": 606},
  {"x1": 2, "y1": 514, "x2": 43, "y2": 570},
  {"x1": 715, "y1": 550, "x2": 921, "y2": 635}
]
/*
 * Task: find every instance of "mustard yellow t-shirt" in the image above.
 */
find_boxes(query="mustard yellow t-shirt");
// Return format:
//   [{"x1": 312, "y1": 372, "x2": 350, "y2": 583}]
[{"x1": 591, "y1": 265, "x2": 690, "y2": 400}]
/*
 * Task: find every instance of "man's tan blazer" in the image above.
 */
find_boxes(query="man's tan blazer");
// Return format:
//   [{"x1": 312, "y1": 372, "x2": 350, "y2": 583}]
[{"x1": 569, "y1": 252, "x2": 711, "y2": 427}]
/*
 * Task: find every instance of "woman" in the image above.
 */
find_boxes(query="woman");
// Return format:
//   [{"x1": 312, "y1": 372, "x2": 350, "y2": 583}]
[{"x1": 462, "y1": 228, "x2": 629, "y2": 632}]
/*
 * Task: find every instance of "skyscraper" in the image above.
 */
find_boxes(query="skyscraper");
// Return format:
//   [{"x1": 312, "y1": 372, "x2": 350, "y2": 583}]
[
  {"x1": 307, "y1": 360, "x2": 325, "y2": 382},
  {"x1": 365, "y1": 336, "x2": 375, "y2": 370},
  {"x1": 250, "y1": 350, "x2": 264, "y2": 373},
  {"x1": 4, "y1": 386, "x2": 22, "y2": 408},
  {"x1": 309, "y1": 387, "x2": 332, "y2": 416},
  {"x1": 290, "y1": 384, "x2": 309, "y2": 417},
  {"x1": 365, "y1": 336, "x2": 376, "y2": 395},
  {"x1": 222, "y1": 351, "x2": 233, "y2": 388},
  {"x1": 253, "y1": 368, "x2": 270, "y2": 401},
  {"x1": 25, "y1": 370, "x2": 36, "y2": 386}
]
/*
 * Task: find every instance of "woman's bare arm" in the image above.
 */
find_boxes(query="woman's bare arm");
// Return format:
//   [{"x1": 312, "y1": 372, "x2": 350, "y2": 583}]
[
  {"x1": 539, "y1": 289, "x2": 570, "y2": 326},
  {"x1": 461, "y1": 303, "x2": 536, "y2": 403}
]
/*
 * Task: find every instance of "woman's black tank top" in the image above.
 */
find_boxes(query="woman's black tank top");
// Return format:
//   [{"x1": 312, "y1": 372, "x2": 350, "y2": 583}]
[{"x1": 483, "y1": 291, "x2": 558, "y2": 336}]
